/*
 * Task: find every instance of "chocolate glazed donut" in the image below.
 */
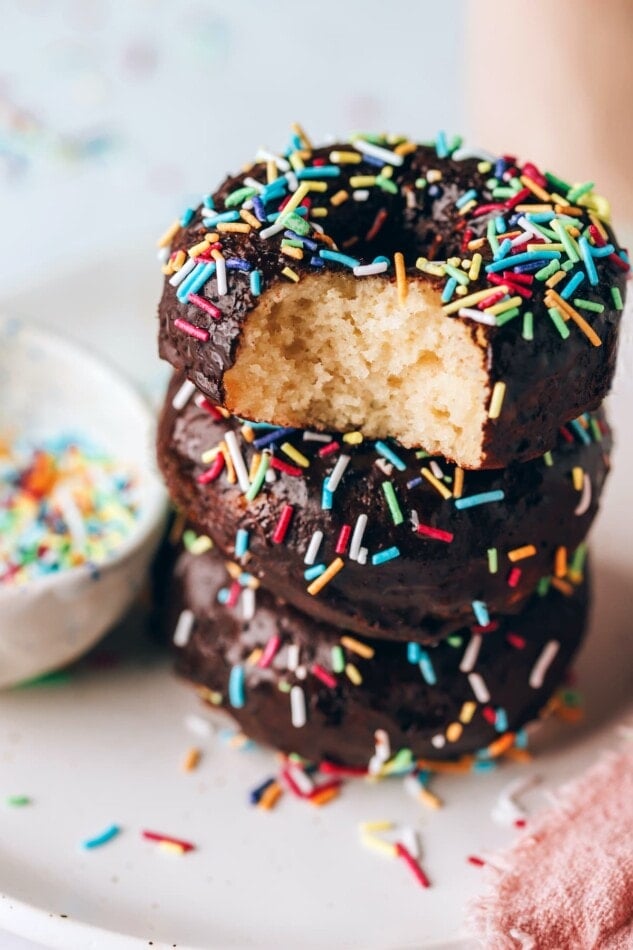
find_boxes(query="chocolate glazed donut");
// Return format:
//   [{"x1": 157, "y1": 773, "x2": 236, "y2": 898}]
[
  {"x1": 167, "y1": 544, "x2": 589, "y2": 766},
  {"x1": 157, "y1": 371, "x2": 607, "y2": 643},
  {"x1": 157, "y1": 132, "x2": 627, "y2": 468}
]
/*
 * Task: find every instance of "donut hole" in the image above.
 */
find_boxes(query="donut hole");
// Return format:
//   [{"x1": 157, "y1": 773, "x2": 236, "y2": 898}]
[{"x1": 223, "y1": 274, "x2": 489, "y2": 466}]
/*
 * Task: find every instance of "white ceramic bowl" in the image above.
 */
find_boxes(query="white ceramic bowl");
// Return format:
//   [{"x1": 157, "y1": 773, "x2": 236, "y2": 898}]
[{"x1": 0, "y1": 314, "x2": 167, "y2": 688}]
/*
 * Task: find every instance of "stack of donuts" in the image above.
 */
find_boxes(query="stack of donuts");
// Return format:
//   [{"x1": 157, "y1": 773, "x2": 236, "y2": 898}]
[{"x1": 155, "y1": 126, "x2": 627, "y2": 768}]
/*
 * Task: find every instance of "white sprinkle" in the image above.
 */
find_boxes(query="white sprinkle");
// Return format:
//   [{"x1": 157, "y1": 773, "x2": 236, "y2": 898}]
[
  {"x1": 516, "y1": 216, "x2": 543, "y2": 241},
  {"x1": 430, "y1": 460, "x2": 444, "y2": 480},
  {"x1": 353, "y1": 189, "x2": 370, "y2": 201},
  {"x1": 468, "y1": 672, "x2": 491, "y2": 704},
  {"x1": 375, "y1": 728, "x2": 391, "y2": 761},
  {"x1": 508, "y1": 929, "x2": 536, "y2": 950},
  {"x1": 264, "y1": 467, "x2": 277, "y2": 483},
  {"x1": 290, "y1": 686, "x2": 307, "y2": 728},
  {"x1": 185, "y1": 714, "x2": 214, "y2": 737},
  {"x1": 171, "y1": 378, "x2": 197, "y2": 411},
  {"x1": 459, "y1": 635, "x2": 483, "y2": 673},
  {"x1": 285, "y1": 170, "x2": 299, "y2": 193},
  {"x1": 304, "y1": 530, "x2": 324, "y2": 565},
  {"x1": 157, "y1": 247, "x2": 170, "y2": 265},
  {"x1": 241, "y1": 587, "x2": 255, "y2": 621},
  {"x1": 349, "y1": 514, "x2": 368, "y2": 560},
  {"x1": 574, "y1": 474, "x2": 592, "y2": 516},
  {"x1": 173, "y1": 609, "x2": 195, "y2": 647},
  {"x1": 374, "y1": 458, "x2": 393, "y2": 477},
  {"x1": 302, "y1": 431, "x2": 332, "y2": 443},
  {"x1": 168, "y1": 256, "x2": 196, "y2": 287},
  {"x1": 259, "y1": 220, "x2": 286, "y2": 240},
  {"x1": 453, "y1": 147, "x2": 497, "y2": 163},
  {"x1": 295, "y1": 665, "x2": 307, "y2": 681},
  {"x1": 405, "y1": 189, "x2": 417, "y2": 210},
  {"x1": 357, "y1": 546, "x2": 368, "y2": 565},
  {"x1": 215, "y1": 254, "x2": 227, "y2": 296},
  {"x1": 288, "y1": 764, "x2": 314, "y2": 794},
  {"x1": 458, "y1": 308, "x2": 497, "y2": 326},
  {"x1": 326, "y1": 453, "x2": 351, "y2": 492},
  {"x1": 243, "y1": 175, "x2": 265, "y2": 193},
  {"x1": 529, "y1": 641, "x2": 560, "y2": 689},
  {"x1": 224, "y1": 430, "x2": 250, "y2": 493},
  {"x1": 287, "y1": 644, "x2": 300, "y2": 671},
  {"x1": 353, "y1": 262, "x2": 389, "y2": 277},
  {"x1": 431, "y1": 734, "x2": 446, "y2": 749},
  {"x1": 404, "y1": 774, "x2": 422, "y2": 800},
  {"x1": 255, "y1": 148, "x2": 290, "y2": 172},
  {"x1": 55, "y1": 487, "x2": 87, "y2": 552},
  {"x1": 409, "y1": 509, "x2": 420, "y2": 528},
  {"x1": 400, "y1": 826, "x2": 421, "y2": 860},
  {"x1": 353, "y1": 138, "x2": 404, "y2": 167}
]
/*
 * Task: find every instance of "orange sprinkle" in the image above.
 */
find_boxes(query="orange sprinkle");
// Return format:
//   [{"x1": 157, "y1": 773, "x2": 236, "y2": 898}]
[
  {"x1": 554, "y1": 545, "x2": 568, "y2": 578},
  {"x1": 394, "y1": 251, "x2": 408, "y2": 303}
]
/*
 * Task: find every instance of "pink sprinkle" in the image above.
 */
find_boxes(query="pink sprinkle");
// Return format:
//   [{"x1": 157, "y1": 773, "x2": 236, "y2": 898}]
[
  {"x1": 270, "y1": 457, "x2": 303, "y2": 477},
  {"x1": 188, "y1": 294, "x2": 222, "y2": 319},
  {"x1": 416, "y1": 523, "x2": 454, "y2": 543},
  {"x1": 312, "y1": 664, "x2": 337, "y2": 688},
  {"x1": 226, "y1": 581, "x2": 241, "y2": 608},
  {"x1": 196, "y1": 454, "x2": 224, "y2": 484},
  {"x1": 258, "y1": 634, "x2": 281, "y2": 669},
  {"x1": 272, "y1": 504, "x2": 294, "y2": 544},
  {"x1": 335, "y1": 524, "x2": 352, "y2": 555},
  {"x1": 507, "y1": 566, "x2": 522, "y2": 588},
  {"x1": 395, "y1": 842, "x2": 431, "y2": 889},
  {"x1": 318, "y1": 441, "x2": 340, "y2": 458},
  {"x1": 174, "y1": 317, "x2": 209, "y2": 342},
  {"x1": 514, "y1": 818, "x2": 527, "y2": 829},
  {"x1": 467, "y1": 855, "x2": 486, "y2": 867}
]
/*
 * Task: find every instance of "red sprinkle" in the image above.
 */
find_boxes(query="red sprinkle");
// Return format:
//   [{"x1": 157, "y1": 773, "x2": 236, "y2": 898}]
[
  {"x1": 319, "y1": 760, "x2": 367, "y2": 777},
  {"x1": 365, "y1": 208, "x2": 388, "y2": 242},
  {"x1": 196, "y1": 396, "x2": 224, "y2": 420},
  {"x1": 471, "y1": 620, "x2": 500, "y2": 635},
  {"x1": 507, "y1": 633, "x2": 526, "y2": 649},
  {"x1": 507, "y1": 567, "x2": 522, "y2": 588},
  {"x1": 226, "y1": 580, "x2": 241, "y2": 608},
  {"x1": 196, "y1": 453, "x2": 225, "y2": 484},
  {"x1": 588, "y1": 224, "x2": 606, "y2": 248},
  {"x1": 476, "y1": 289, "x2": 507, "y2": 310},
  {"x1": 395, "y1": 842, "x2": 431, "y2": 889},
  {"x1": 312, "y1": 664, "x2": 337, "y2": 688},
  {"x1": 142, "y1": 830, "x2": 195, "y2": 852},
  {"x1": 482, "y1": 706, "x2": 497, "y2": 724},
  {"x1": 272, "y1": 504, "x2": 294, "y2": 544},
  {"x1": 559, "y1": 426, "x2": 574, "y2": 444},
  {"x1": 504, "y1": 187, "x2": 531, "y2": 210},
  {"x1": 318, "y1": 441, "x2": 340, "y2": 458},
  {"x1": 188, "y1": 293, "x2": 222, "y2": 319},
  {"x1": 467, "y1": 855, "x2": 486, "y2": 867},
  {"x1": 270, "y1": 457, "x2": 304, "y2": 477},
  {"x1": 258, "y1": 634, "x2": 281, "y2": 669},
  {"x1": 522, "y1": 163, "x2": 547, "y2": 188},
  {"x1": 416, "y1": 523, "x2": 454, "y2": 543},
  {"x1": 335, "y1": 524, "x2": 352, "y2": 555},
  {"x1": 174, "y1": 317, "x2": 209, "y2": 342},
  {"x1": 472, "y1": 203, "x2": 506, "y2": 217}
]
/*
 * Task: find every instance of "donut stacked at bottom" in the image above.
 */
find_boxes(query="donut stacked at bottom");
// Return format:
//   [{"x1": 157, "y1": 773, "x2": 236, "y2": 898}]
[{"x1": 157, "y1": 370, "x2": 600, "y2": 765}]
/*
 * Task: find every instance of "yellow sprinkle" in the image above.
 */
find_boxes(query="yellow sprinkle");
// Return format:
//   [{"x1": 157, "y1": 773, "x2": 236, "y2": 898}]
[
  {"x1": 173, "y1": 249, "x2": 186, "y2": 269},
  {"x1": 305, "y1": 180, "x2": 328, "y2": 193},
  {"x1": 589, "y1": 212, "x2": 608, "y2": 241},
  {"x1": 281, "y1": 442, "x2": 310, "y2": 467},
  {"x1": 219, "y1": 442, "x2": 236, "y2": 484},
  {"x1": 515, "y1": 204, "x2": 553, "y2": 214},
  {"x1": 189, "y1": 535, "x2": 213, "y2": 556},
  {"x1": 248, "y1": 451, "x2": 262, "y2": 481},
  {"x1": 359, "y1": 820, "x2": 394, "y2": 833},
  {"x1": 380, "y1": 165, "x2": 394, "y2": 179},
  {"x1": 457, "y1": 199, "x2": 477, "y2": 216},
  {"x1": 330, "y1": 189, "x2": 349, "y2": 206},
  {"x1": 288, "y1": 150, "x2": 305, "y2": 172},
  {"x1": 258, "y1": 781, "x2": 283, "y2": 810},
  {"x1": 161, "y1": 263, "x2": 174, "y2": 276},
  {"x1": 526, "y1": 243, "x2": 564, "y2": 253},
  {"x1": 188, "y1": 239, "x2": 210, "y2": 258},
  {"x1": 279, "y1": 182, "x2": 311, "y2": 218},
  {"x1": 159, "y1": 841, "x2": 186, "y2": 855},
  {"x1": 196, "y1": 686, "x2": 223, "y2": 705},
  {"x1": 217, "y1": 222, "x2": 251, "y2": 234},
  {"x1": 443, "y1": 286, "x2": 508, "y2": 315},
  {"x1": 201, "y1": 445, "x2": 221, "y2": 464},
  {"x1": 203, "y1": 232, "x2": 219, "y2": 243},
  {"x1": 225, "y1": 561, "x2": 242, "y2": 580},
  {"x1": 554, "y1": 546, "x2": 568, "y2": 578},
  {"x1": 307, "y1": 557, "x2": 344, "y2": 596},
  {"x1": 241, "y1": 425, "x2": 255, "y2": 444},
  {"x1": 157, "y1": 220, "x2": 180, "y2": 248},
  {"x1": 246, "y1": 647, "x2": 263, "y2": 665},
  {"x1": 340, "y1": 636, "x2": 375, "y2": 660},
  {"x1": 345, "y1": 663, "x2": 363, "y2": 686},
  {"x1": 478, "y1": 161, "x2": 492, "y2": 174},
  {"x1": 421, "y1": 467, "x2": 452, "y2": 500},
  {"x1": 572, "y1": 466, "x2": 584, "y2": 491},
  {"x1": 467, "y1": 237, "x2": 487, "y2": 251},
  {"x1": 484, "y1": 296, "x2": 522, "y2": 316},
  {"x1": 459, "y1": 701, "x2": 477, "y2": 724},
  {"x1": 281, "y1": 245, "x2": 304, "y2": 261},
  {"x1": 239, "y1": 209, "x2": 262, "y2": 229},
  {"x1": 360, "y1": 834, "x2": 397, "y2": 859},
  {"x1": 468, "y1": 253, "x2": 482, "y2": 281},
  {"x1": 416, "y1": 257, "x2": 445, "y2": 277},
  {"x1": 446, "y1": 722, "x2": 463, "y2": 743},
  {"x1": 508, "y1": 544, "x2": 537, "y2": 562},
  {"x1": 291, "y1": 121, "x2": 312, "y2": 149},
  {"x1": 418, "y1": 787, "x2": 443, "y2": 810},
  {"x1": 546, "y1": 270, "x2": 567, "y2": 289},
  {"x1": 520, "y1": 175, "x2": 551, "y2": 202},
  {"x1": 266, "y1": 159, "x2": 277, "y2": 183},
  {"x1": 350, "y1": 175, "x2": 376, "y2": 188},
  {"x1": 281, "y1": 266, "x2": 300, "y2": 283},
  {"x1": 551, "y1": 192, "x2": 570, "y2": 207},
  {"x1": 394, "y1": 251, "x2": 408, "y2": 304},
  {"x1": 488, "y1": 381, "x2": 506, "y2": 420},
  {"x1": 343, "y1": 431, "x2": 364, "y2": 445},
  {"x1": 427, "y1": 169, "x2": 443, "y2": 183},
  {"x1": 452, "y1": 466, "x2": 464, "y2": 499},
  {"x1": 394, "y1": 141, "x2": 416, "y2": 157},
  {"x1": 310, "y1": 207, "x2": 328, "y2": 218},
  {"x1": 181, "y1": 747, "x2": 201, "y2": 772},
  {"x1": 330, "y1": 150, "x2": 361, "y2": 164},
  {"x1": 544, "y1": 291, "x2": 602, "y2": 347}
]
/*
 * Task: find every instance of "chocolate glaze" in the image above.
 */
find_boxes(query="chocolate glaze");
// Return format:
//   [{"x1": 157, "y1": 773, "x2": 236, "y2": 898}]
[
  {"x1": 158, "y1": 371, "x2": 608, "y2": 643},
  {"x1": 157, "y1": 139, "x2": 626, "y2": 468},
  {"x1": 168, "y1": 544, "x2": 589, "y2": 766}
]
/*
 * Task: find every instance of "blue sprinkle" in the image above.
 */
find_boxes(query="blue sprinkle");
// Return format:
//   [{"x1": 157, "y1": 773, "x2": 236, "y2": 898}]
[
  {"x1": 589, "y1": 243, "x2": 615, "y2": 258},
  {"x1": 374, "y1": 440, "x2": 408, "y2": 472},
  {"x1": 569, "y1": 419, "x2": 591, "y2": 445},
  {"x1": 310, "y1": 256, "x2": 325, "y2": 268},
  {"x1": 472, "y1": 759, "x2": 498, "y2": 773},
  {"x1": 494, "y1": 157, "x2": 507, "y2": 178},
  {"x1": 495, "y1": 708, "x2": 509, "y2": 733},
  {"x1": 579, "y1": 237, "x2": 599, "y2": 286},
  {"x1": 407, "y1": 642, "x2": 422, "y2": 664},
  {"x1": 81, "y1": 824, "x2": 121, "y2": 850},
  {"x1": 176, "y1": 262, "x2": 210, "y2": 303},
  {"x1": 494, "y1": 215, "x2": 506, "y2": 235},
  {"x1": 252, "y1": 197, "x2": 266, "y2": 222},
  {"x1": 371, "y1": 546, "x2": 400, "y2": 566},
  {"x1": 217, "y1": 587, "x2": 229, "y2": 605},
  {"x1": 253, "y1": 427, "x2": 297, "y2": 449},
  {"x1": 319, "y1": 249, "x2": 361, "y2": 268},
  {"x1": 180, "y1": 207, "x2": 195, "y2": 227},
  {"x1": 249, "y1": 777, "x2": 275, "y2": 805},
  {"x1": 304, "y1": 564, "x2": 326, "y2": 581},
  {"x1": 435, "y1": 130, "x2": 449, "y2": 158},
  {"x1": 238, "y1": 572, "x2": 255, "y2": 586},
  {"x1": 515, "y1": 728, "x2": 529, "y2": 749},
  {"x1": 201, "y1": 210, "x2": 240, "y2": 226},
  {"x1": 455, "y1": 490, "x2": 505, "y2": 510},
  {"x1": 494, "y1": 238, "x2": 512, "y2": 260},
  {"x1": 229, "y1": 665, "x2": 246, "y2": 708},
  {"x1": 485, "y1": 250, "x2": 561, "y2": 274},
  {"x1": 235, "y1": 529, "x2": 249, "y2": 558},
  {"x1": 361, "y1": 153, "x2": 385, "y2": 168},
  {"x1": 417, "y1": 769, "x2": 432, "y2": 787},
  {"x1": 427, "y1": 184, "x2": 442, "y2": 199},
  {"x1": 321, "y1": 480, "x2": 333, "y2": 510},
  {"x1": 250, "y1": 270, "x2": 262, "y2": 296},
  {"x1": 202, "y1": 194, "x2": 215, "y2": 209},
  {"x1": 373, "y1": 255, "x2": 391, "y2": 266},
  {"x1": 284, "y1": 230, "x2": 318, "y2": 251},
  {"x1": 560, "y1": 271, "x2": 585, "y2": 300},
  {"x1": 406, "y1": 477, "x2": 422, "y2": 489},
  {"x1": 472, "y1": 600, "x2": 490, "y2": 627},
  {"x1": 514, "y1": 261, "x2": 546, "y2": 274},
  {"x1": 226, "y1": 258, "x2": 252, "y2": 272},
  {"x1": 418, "y1": 650, "x2": 437, "y2": 685},
  {"x1": 297, "y1": 166, "x2": 341, "y2": 179},
  {"x1": 526, "y1": 211, "x2": 556, "y2": 223},
  {"x1": 441, "y1": 276, "x2": 458, "y2": 303},
  {"x1": 455, "y1": 188, "x2": 478, "y2": 209}
]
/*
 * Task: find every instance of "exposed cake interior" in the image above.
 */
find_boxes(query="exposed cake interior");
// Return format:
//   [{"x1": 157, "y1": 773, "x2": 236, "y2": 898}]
[{"x1": 223, "y1": 275, "x2": 489, "y2": 466}]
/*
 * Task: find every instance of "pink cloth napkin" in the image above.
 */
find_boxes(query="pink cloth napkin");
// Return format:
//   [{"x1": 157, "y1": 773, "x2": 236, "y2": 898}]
[{"x1": 466, "y1": 746, "x2": 633, "y2": 949}]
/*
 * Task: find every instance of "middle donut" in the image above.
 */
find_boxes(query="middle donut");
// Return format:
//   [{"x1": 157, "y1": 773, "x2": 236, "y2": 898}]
[{"x1": 158, "y1": 371, "x2": 609, "y2": 644}]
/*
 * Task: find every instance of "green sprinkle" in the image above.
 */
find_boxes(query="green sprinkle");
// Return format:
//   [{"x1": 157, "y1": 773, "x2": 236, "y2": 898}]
[
  {"x1": 331, "y1": 645, "x2": 345, "y2": 674},
  {"x1": 447, "y1": 635, "x2": 463, "y2": 648},
  {"x1": 381, "y1": 481, "x2": 404, "y2": 525},
  {"x1": 590, "y1": 417, "x2": 602, "y2": 442},
  {"x1": 548, "y1": 307, "x2": 571, "y2": 339},
  {"x1": 16, "y1": 670, "x2": 72, "y2": 689},
  {"x1": 522, "y1": 312, "x2": 534, "y2": 341},
  {"x1": 552, "y1": 219, "x2": 580, "y2": 263},
  {"x1": 224, "y1": 185, "x2": 258, "y2": 208},
  {"x1": 545, "y1": 171, "x2": 572, "y2": 194},
  {"x1": 536, "y1": 259, "x2": 561, "y2": 281},
  {"x1": 487, "y1": 547, "x2": 498, "y2": 574},
  {"x1": 415, "y1": 177, "x2": 427, "y2": 189},
  {"x1": 486, "y1": 219, "x2": 499, "y2": 256},
  {"x1": 570, "y1": 542, "x2": 588, "y2": 575},
  {"x1": 444, "y1": 263, "x2": 470, "y2": 286},
  {"x1": 543, "y1": 451, "x2": 554, "y2": 467},
  {"x1": 537, "y1": 576, "x2": 551, "y2": 596},
  {"x1": 281, "y1": 211, "x2": 310, "y2": 235},
  {"x1": 245, "y1": 452, "x2": 270, "y2": 502},
  {"x1": 574, "y1": 298, "x2": 604, "y2": 313},
  {"x1": 6, "y1": 795, "x2": 31, "y2": 807},
  {"x1": 495, "y1": 309, "x2": 520, "y2": 328},
  {"x1": 611, "y1": 286, "x2": 624, "y2": 310},
  {"x1": 567, "y1": 181, "x2": 594, "y2": 203},
  {"x1": 376, "y1": 176, "x2": 398, "y2": 194},
  {"x1": 562, "y1": 260, "x2": 575, "y2": 272},
  {"x1": 415, "y1": 449, "x2": 430, "y2": 459},
  {"x1": 281, "y1": 238, "x2": 304, "y2": 249},
  {"x1": 278, "y1": 681, "x2": 291, "y2": 693}
]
